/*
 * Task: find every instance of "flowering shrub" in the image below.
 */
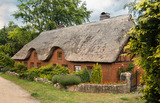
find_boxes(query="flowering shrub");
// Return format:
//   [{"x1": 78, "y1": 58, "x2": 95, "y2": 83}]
[{"x1": 90, "y1": 63, "x2": 102, "y2": 83}]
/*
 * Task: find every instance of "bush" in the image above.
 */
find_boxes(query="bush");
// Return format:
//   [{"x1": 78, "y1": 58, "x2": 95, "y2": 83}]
[
  {"x1": 118, "y1": 62, "x2": 135, "y2": 76},
  {"x1": 10, "y1": 68, "x2": 18, "y2": 72},
  {"x1": 39, "y1": 64, "x2": 53, "y2": 74},
  {"x1": 0, "y1": 52, "x2": 14, "y2": 68},
  {"x1": 72, "y1": 70, "x2": 83, "y2": 78},
  {"x1": 19, "y1": 68, "x2": 40, "y2": 81},
  {"x1": 1, "y1": 67, "x2": 11, "y2": 73},
  {"x1": 16, "y1": 62, "x2": 27, "y2": 71},
  {"x1": 52, "y1": 64, "x2": 70, "y2": 75},
  {"x1": 10, "y1": 62, "x2": 27, "y2": 73},
  {"x1": 126, "y1": 62, "x2": 135, "y2": 72},
  {"x1": 39, "y1": 74, "x2": 52, "y2": 81},
  {"x1": 52, "y1": 75, "x2": 62, "y2": 84},
  {"x1": 73, "y1": 68, "x2": 90, "y2": 83},
  {"x1": 90, "y1": 63, "x2": 103, "y2": 83},
  {"x1": 81, "y1": 68, "x2": 90, "y2": 83},
  {"x1": 17, "y1": 64, "x2": 70, "y2": 81},
  {"x1": 52, "y1": 75, "x2": 81, "y2": 87}
]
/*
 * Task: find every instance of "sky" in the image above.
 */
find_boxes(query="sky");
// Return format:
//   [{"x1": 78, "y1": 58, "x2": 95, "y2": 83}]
[{"x1": 0, "y1": 0, "x2": 133, "y2": 29}]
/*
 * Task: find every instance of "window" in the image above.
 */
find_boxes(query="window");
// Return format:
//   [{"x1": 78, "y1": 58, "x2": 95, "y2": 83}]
[
  {"x1": 57, "y1": 51, "x2": 62, "y2": 59},
  {"x1": 74, "y1": 66, "x2": 81, "y2": 72},
  {"x1": 62, "y1": 64, "x2": 68, "y2": 68},
  {"x1": 53, "y1": 64, "x2": 56, "y2": 68},
  {"x1": 87, "y1": 66, "x2": 93, "y2": 76},
  {"x1": 30, "y1": 62, "x2": 34, "y2": 68},
  {"x1": 37, "y1": 63, "x2": 41, "y2": 68}
]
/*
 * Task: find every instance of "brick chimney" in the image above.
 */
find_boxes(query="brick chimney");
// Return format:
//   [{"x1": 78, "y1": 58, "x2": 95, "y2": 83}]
[
  {"x1": 100, "y1": 12, "x2": 110, "y2": 20},
  {"x1": 57, "y1": 24, "x2": 65, "y2": 29}
]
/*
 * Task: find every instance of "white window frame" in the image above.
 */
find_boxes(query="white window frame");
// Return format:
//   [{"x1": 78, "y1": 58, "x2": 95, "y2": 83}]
[{"x1": 75, "y1": 66, "x2": 81, "y2": 72}]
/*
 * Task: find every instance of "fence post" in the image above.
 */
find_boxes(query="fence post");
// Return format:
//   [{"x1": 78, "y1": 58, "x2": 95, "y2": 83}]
[{"x1": 121, "y1": 72, "x2": 131, "y2": 93}]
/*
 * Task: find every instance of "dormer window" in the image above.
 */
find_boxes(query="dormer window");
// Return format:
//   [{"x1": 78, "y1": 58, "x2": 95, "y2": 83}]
[{"x1": 57, "y1": 51, "x2": 62, "y2": 59}]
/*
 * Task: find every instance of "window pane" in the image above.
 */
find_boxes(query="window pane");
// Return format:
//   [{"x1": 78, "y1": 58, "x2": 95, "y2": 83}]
[
  {"x1": 59, "y1": 53, "x2": 62, "y2": 57},
  {"x1": 30, "y1": 62, "x2": 34, "y2": 68},
  {"x1": 37, "y1": 63, "x2": 41, "y2": 68},
  {"x1": 53, "y1": 64, "x2": 56, "y2": 68},
  {"x1": 75, "y1": 66, "x2": 81, "y2": 72}
]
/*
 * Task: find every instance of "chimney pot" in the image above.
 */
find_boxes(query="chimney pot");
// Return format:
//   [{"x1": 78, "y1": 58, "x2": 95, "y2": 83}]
[
  {"x1": 57, "y1": 24, "x2": 64, "y2": 29},
  {"x1": 100, "y1": 12, "x2": 110, "y2": 20}
]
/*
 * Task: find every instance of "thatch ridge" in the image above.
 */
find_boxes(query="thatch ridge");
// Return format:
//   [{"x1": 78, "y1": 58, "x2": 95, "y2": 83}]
[{"x1": 12, "y1": 14, "x2": 135, "y2": 63}]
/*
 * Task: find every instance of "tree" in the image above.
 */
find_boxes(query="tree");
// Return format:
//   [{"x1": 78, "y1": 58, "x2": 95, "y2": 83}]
[
  {"x1": 0, "y1": 21, "x2": 18, "y2": 45},
  {"x1": 13, "y1": 0, "x2": 91, "y2": 32},
  {"x1": 125, "y1": 0, "x2": 160, "y2": 102},
  {"x1": 0, "y1": 23, "x2": 39, "y2": 57},
  {"x1": 0, "y1": 52, "x2": 14, "y2": 67},
  {"x1": 81, "y1": 67, "x2": 90, "y2": 83},
  {"x1": 90, "y1": 63, "x2": 103, "y2": 83}
]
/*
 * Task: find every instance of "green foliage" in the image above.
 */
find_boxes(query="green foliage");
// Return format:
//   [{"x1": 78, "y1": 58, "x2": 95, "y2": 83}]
[
  {"x1": 52, "y1": 75, "x2": 81, "y2": 87},
  {"x1": 81, "y1": 68, "x2": 90, "y2": 83},
  {"x1": 39, "y1": 64, "x2": 53, "y2": 74},
  {"x1": 126, "y1": 62, "x2": 135, "y2": 72},
  {"x1": 13, "y1": 0, "x2": 91, "y2": 32},
  {"x1": 52, "y1": 75, "x2": 61, "y2": 84},
  {"x1": 19, "y1": 64, "x2": 53, "y2": 81},
  {"x1": 0, "y1": 21, "x2": 18, "y2": 45},
  {"x1": 72, "y1": 70, "x2": 83, "y2": 77},
  {"x1": 125, "y1": 0, "x2": 160, "y2": 102},
  {"x1": 72, "y1": 68, "x2": 90, "y2": 83},
  {"x1": 52, "y1": 64, "x2": 70, "y2": 75},
  {"x1": 19, "y1": 68, "x2": 40, "y2": 81},
  {"x1": 10, "y1": 62, "x2": 27, "y2": 73},
  {"x1": 118, "y1": 63, "x2": 135, "y2": 76},
  {"x1": 90, "y1": 63, "x2": 103, "y2": 83},
  {"x1": 39, "y1": 74, "x2": 52, "y2": 81},
  {"x1": 16, "y1": 62, "x2": 27, "y2": 71},
  {"x1": 0, "y1": 22, "x2": 39, "y2": 57},
  {"x1": 18, "y1": 64, "x2": 70, "y2": 81},
  {"x1": 1, "y1": 67, "x2": 11, "y2": 73},
  {"x1": 118, "y1": 65, "x2": 125, "y2": 77},
  {"x1": 0, "y1": 52, "x2": 14, "y2": 67}
]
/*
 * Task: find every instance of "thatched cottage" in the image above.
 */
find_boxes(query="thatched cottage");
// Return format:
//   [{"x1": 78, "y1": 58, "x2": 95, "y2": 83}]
[{"x1": 12, "y1": 14, "x2": 141, "y2": 83}]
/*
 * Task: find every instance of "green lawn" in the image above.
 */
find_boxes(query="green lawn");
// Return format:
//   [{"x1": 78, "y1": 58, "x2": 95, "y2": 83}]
[{"x1": 0, "y1": 73, "x2": 146, "y2": 103}]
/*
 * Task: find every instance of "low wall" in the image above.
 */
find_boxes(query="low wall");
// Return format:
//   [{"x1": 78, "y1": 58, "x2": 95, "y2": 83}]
[{"x1": 66, "y1": 83, "x2": 129, "y2": 93}]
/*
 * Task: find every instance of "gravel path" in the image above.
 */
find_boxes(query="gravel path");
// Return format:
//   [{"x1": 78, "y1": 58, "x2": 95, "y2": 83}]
[{"x1": 0, "y1": 76, "x2": 40, "y2": 103}]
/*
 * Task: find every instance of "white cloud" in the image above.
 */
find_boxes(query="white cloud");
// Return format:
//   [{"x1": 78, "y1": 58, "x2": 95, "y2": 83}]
[{"x1": 0, "y1": 0, "x2": 22, "y2": 29}]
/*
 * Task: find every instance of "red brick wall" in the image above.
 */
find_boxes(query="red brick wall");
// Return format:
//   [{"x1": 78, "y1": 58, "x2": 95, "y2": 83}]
[{"x1": 15, "y1": 48, "x2": 144, "y2": 85}]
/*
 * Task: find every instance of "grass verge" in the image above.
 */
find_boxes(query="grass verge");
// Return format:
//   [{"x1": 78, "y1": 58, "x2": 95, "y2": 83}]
[{"x1": 0, "y1": 73, "x2": 146, "y2": 103}]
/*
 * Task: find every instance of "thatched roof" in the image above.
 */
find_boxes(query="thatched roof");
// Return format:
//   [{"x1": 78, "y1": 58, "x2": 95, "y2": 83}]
[{"x1": 12, "y1": 14, "x2": 135, "y2": 63}]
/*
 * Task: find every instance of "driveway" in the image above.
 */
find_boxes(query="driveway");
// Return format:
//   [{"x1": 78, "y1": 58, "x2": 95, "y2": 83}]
[{"x1": 0, "y1": 76, "x2": 40, "y2": 103}]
